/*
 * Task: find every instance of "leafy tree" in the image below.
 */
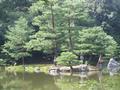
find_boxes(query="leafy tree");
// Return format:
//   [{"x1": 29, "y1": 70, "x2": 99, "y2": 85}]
[
  {"x1": 26, "y1": 30, "x2": 54, "y2": 52},
  {"x1": 56, "y1": 52, "x2": 81, "y2": 72},
  {"x1": 0, "y1": 0, "x2": 35, "y2": 63},
  {"x1": 0, "y1": 0, "x2": 119, "y2": 66},
  {"x1": 60, "y1": 0, "x2": 95, "y2": 52},
  {"x1": 3, "y1": 17, "x2": 33, "y2": 64},
  {"x1": 74, "y1": 27, "x2": 117, "y2": 59},
  {"x1": 27, "y1": 0, "x2": 100, "y2": 64},
  {"x1": 0, "y1": 0, "x2": 33, "y2": 26},
  {"x1": 86, "y1": 0, "x2": 120, "y2": 58},
  {"x1": 27, "y1": 0, "x2": 64, "y2": 62}
]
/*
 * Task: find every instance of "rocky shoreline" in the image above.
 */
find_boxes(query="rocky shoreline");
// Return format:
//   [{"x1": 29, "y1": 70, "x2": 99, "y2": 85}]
[{"x1": 49, "y1": 64, "x2": 99, "y2": 74}]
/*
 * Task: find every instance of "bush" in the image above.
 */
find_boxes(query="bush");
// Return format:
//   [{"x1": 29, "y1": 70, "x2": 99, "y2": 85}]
[{"x1": 56, "y1": 52, "x2": 81, "y2": 66}]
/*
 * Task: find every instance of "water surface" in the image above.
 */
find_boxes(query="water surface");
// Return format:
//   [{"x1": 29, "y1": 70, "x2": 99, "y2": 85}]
[{"x1": 0, "y1": 70, "x2": 120, "y2": 90}]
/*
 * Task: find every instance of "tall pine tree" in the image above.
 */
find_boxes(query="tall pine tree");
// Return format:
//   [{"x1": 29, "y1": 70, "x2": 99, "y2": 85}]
[{"x1": 3, "y1": 17, "x2": 33, "y2": 64}]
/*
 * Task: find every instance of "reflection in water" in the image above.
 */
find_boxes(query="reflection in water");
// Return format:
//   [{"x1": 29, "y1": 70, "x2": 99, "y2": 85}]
[
  {"x1": 0, "y1": 70, "x2": 120, "y2": 90},
  {"x1": 79, "y1": 72, "x2": 88, "y2": 84},
  {"x1": 109, "y1": 67, "x2": 120, "y2": 76},
  {"x1": 0, "y1": 71, "x2": 60, "y2": 90}
]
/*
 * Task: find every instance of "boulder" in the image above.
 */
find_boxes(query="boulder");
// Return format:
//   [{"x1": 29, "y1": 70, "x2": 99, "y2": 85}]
[
  {"x1": 48, "y1": 65, "x2": 99, "y2": 75},
  {"x1": 49, "y1": 66, "x2": 60, "y2": 73},
  {"x1": 88, "y1": 66, "x2": 99, "y2": 71},
  {"x1": 34, "y1": 67, "x2": 40, "y2": 73},
  {"x1": 73, "y1": 64, "x2": 89, "y2": 72},
  {"x1": 59, "y1": 66, "x2": 70, "y2": 72}
]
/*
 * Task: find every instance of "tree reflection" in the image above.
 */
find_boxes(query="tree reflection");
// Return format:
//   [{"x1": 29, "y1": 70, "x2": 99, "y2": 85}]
[
  {"x1": 0, "y1": 70, "x2": 120, "y2": 90},
  {"x1": 0, "y1": 71, "x2": 60, "y2": 90}
]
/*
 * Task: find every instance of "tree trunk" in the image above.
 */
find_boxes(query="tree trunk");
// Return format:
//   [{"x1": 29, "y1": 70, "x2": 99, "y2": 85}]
[
  {"x1": 68, "y1": 16, "x2": 73, "y2": 52},
  {"x1": 70, "y1": 65, "x2": 73, "y2": 73},
  {"x1": 51, "y1": 4, "x2": 58, "y2": 66},
  {"x1": 96, "y1": 54, "x2": 103, "y2": 70},
  {"x1": 67, "y1": 3, "x2": 76, "y2": 52},
  {"x1": 54, "y1": 55, "x2": 57, "y2": 66},
  {"x1": 97, "y1": 54, "x2": 102, "y2": 65}
]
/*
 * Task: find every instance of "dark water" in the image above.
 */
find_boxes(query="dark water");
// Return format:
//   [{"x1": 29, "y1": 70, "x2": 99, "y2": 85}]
[{"x1": 0, "y1": 70, "x2": 120, "y2": 90}]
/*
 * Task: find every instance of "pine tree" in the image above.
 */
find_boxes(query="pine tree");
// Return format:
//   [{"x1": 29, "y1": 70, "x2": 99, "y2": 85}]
[
  {"x1": 75, "y1": 27, "x2": 117, "y2": 57},
  {"x1": 27, "y1": 0, "x2": 95, "y2": 61},
  {"x1": 60, "y1": 0, "x2": 94, "y2": 52},
  {"x1": 27, "y1": 0, "x2": 63, "y2": 62},
  {"x1": 3, "y1": 17, "x2": 33, "y2": 64}
]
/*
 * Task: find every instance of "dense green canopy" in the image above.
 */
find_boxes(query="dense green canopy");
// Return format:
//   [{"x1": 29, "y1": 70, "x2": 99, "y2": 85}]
[
  {"x1": 3, "y1": 17, "x2": 33, "y2": 60},
  {"x1": 74, "y1": 27, "x2": 117, "y2": 56},
  {"x1": 0, "y1": 0, "x2": 119, "y2": 65}
]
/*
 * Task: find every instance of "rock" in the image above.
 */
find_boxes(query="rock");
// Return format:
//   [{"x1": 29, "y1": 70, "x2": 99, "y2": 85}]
[
  {"x1": 49, "y1": 66, "x2": 60, "y2": 72},
  {"x1": 107, "y1": 58, "x2": 120, "y2": 71},
  {"x1": 34, "y1": 67, "x2": 40, "y2": 73},
  {"x1": 88, "y1": 66, "x2": 99, "y2": 71},
  {"x1": 49, "y1": 70, "x2": 60, "y2": 76},
  {"x1": 49, "y1": 66, "x2": 60, "y2": 75},
  {"x1": 49, "y1": 65, "x2": 99, "y2": 74},
  {"x1": 73, "y1": 64, "x2": 89, "y2": 72},
  {"x1": 59, "y1": 66, "x2": 70, "y2": 72},
  {"x1": 59, "y1": 65, "x2": 89, "y2": 72},
  {"x1": 80, "y1": 65, "x2": 88, "y2": 72}
]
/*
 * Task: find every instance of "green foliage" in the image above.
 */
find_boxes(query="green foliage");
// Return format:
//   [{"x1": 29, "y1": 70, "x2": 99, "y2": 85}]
[
  {"x1": 0, "y1": 59, "x2": 6, "y2": 66},
  {"x1": 26, "y1": 31, "x2": 54, "y2": 52},
  {"x1": 87, "y1": 0, "x2": 120, "y2": 57},
  {"x1": 3, "y1": 17, "x2": 33, "y2": 60},
  {"x1": 74, "y1": 27, "x2": 117, "y2": 56},
  {"x1": 27, "y1": 0, "x2": 62, "y2": 54},
  {"x1": 59, "y1": 0, "x2": 94, "y2": 52},
  {"x1": 56, "y1": 52, "x2": 81, "y2": 66},
  {"x1": 0, "y1": 0, "x2": 33, "y2": 46},
  {"x1": 0, "y1": 0, "x2": 120, "y2": 65},
  {"x1": 27, "y1": 0, "x2": 94, "y2": 53}
]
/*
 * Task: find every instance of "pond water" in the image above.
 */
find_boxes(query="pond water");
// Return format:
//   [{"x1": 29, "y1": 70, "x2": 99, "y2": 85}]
[{"x1": 0, "y1": 70, "x2": 120, "y2": 90}]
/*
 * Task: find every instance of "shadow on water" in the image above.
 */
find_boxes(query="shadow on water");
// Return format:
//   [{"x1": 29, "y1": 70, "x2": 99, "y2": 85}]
[{"x1": 0, "y1": 69, "x2": 120, "y2": 90}]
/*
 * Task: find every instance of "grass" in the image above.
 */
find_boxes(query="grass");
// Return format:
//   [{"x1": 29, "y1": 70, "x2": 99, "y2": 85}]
[{"x1": 5, "y1": 64, "x2": 53, "y2": 73}]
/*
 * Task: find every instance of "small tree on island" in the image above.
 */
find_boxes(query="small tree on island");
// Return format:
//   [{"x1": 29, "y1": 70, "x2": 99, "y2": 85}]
[{"x1": 56, "y1": 52, "x2": 81, "y2": 72}]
